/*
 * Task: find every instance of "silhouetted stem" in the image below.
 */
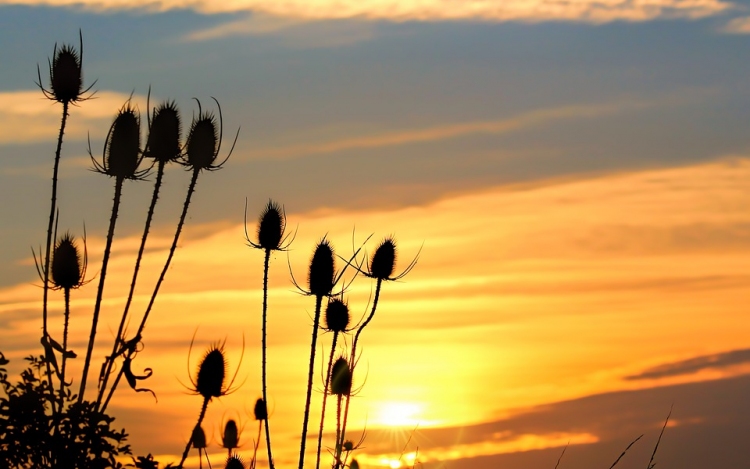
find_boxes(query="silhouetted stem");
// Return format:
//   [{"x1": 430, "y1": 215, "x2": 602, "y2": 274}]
[
  {"x1": 299, "y1": 294, "x2": 324, "y2": 469},
  {"x1": 336, "y1": 394, "x2": 343, "y2": 467},
  {"x1": 79, "y1": 176, "x2": 124, "y2": 403},
  {"x1": 58, "y1": 288, "x2": 71, "y2": 401},
  {"x1": 100, "y1": 168, "x2": 201, "y2": 414},
  {"x1": 43, "y1": 100, "x2": 69, "y2": 395},
  {"x1": 316, "y1": 331, "x2": 339, "y2": 469},
  {"x1": 262, "y1": 248, "x2": 275, "y2": 469},
  {"x1": 180, "y1": 397, "x2": 210, "y2": 467},
  {"x1": 338, "y1": 278, "x2": 382, "y2": 461},
  {"x1": 96, "y1": 160, "x2": 166, "y2": 408}
]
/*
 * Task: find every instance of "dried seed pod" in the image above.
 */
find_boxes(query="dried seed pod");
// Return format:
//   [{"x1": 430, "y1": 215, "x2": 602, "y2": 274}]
[
  {"x1": 191, "y1": 424, "x2": 207, "y2": 449},
  {"x1": 308, "y1": 239, "x2": 335, "y2": 297},
  {"x1": 51, "y1": 233, "x2": 82, "y2": 290},
  {"x1": 254, "y1": 397, "x2": 267, "y2": 421},
  {"x1": 225, "y1": 454, "x2": 246, "y2": 469},
  {"x1": 93, "y1": 103, "x2": 145, "y2": 180},
  {"x1": 186, "y1": 110, "x2": 218, "y2": 170},
  {"x1": 370, "y1": 237, "x2": 396, "y2": 280},
  {"x1": 222, "y1": 419, "x2": 239, "y2": 450},
  {"x1": 195, "y1": 345, "x2": 226, "y2": 400},
  {"x1": 350, "y1": 459, "x2": 360, "y2": 469},
  {"x1": 257, "y1": 200, "x2": 285, "y2": 251},
  {"x1": 325, "y1": 298, "x2": 350, "y2": 333},
  {"x1": 330, "y1": 357, "x2": 352, "y2": 396},
  {"x1": 145, "y1": 100, "x2": 181, "y2": 164},
  {"x1": 50, "y1": 44, "x2": 83, "y2": 104}
]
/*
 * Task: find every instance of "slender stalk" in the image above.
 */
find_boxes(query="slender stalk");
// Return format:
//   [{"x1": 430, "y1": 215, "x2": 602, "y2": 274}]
[
  {"x1": 79, "y1": 177, "x2": 124, "y2": 403},
  {"x1": 336, "y1": 394, "x2": 343, "y2": 468},
  {"x1": 261, "y1": 248, "x2": 275, "y2": 469},
  {"x1": 338, "y1": 278, "x2": 382, "y2": 461},
  {"x1": 43, "y1": 100, "x2": 69, "y2": 393},
  {"x1": 100, "y1": 168, "x2": 200, "y2": 413},
  {"x1": 179, "y1": 398, "x2": 210, "y2": 467},
  {"x1": 298, "y1": 294, "x2": 324, "y2": 469},
  {"x1": 96, "y1": 160, "x2": 166, "y2": 408},
  {"x1": 316, "y1": 331, "x2": 339, "y2": 469},
  {"x1": 58, "y1": 287, "x2": 71, "y2": 400}
]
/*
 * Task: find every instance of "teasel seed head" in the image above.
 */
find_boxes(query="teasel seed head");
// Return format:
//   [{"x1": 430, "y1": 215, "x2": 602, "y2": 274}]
[
  {"x1": 191, "y1": 424, "x2": 207, "y2": 450},
  {"x1": 51, "y1": 233, "x2": 83, "y2": 290},
  {"x1": 370, "y1": 237, "x2": 396, "y2": 281},
  {"x1": 308, "y1": 238, "x2": 335, "y2": 297},
  {"x1": 225, "y1": 454, "x2": 246, "y2": 469},
  {"x1": 195, "y1": 344, "x2": 227, "y2": 400},
  {"x1": 325, "y1": 298, "x2": 350, "y2": 333},
  {"x1": 350, "y1": 459, "x2": 360, "y2": 469},
  {"x1": 92, "y1": 103, "x2": 146, "y2": 180},
  {"x1": 145, "y1": 100, "x2": 182, "y2": 164},
  {"x1": 186, "y1": 113, "x2": 217, "y2": 170},
  {"x1": 222, "y1": 419, "x2": 239, "y2": 450},
  {"x1": 257, "y1": 200, "x2": 285, "y2": 251},
  {"x1": 330, "y1": 356, "x2": 352, "y2": 396},
  {"x1": 253, "y1": 397, "x2": 268, "y2": 421},
  {"x1": 50, "y1": 45, "x2": 82, "y2": 104}
]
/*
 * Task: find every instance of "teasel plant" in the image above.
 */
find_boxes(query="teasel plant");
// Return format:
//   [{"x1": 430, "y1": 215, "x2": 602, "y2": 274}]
[
  {"x1": 190, "y1": 424, "x2": 211, "y2": 469},
  {"x1": 98, "y1": 97, "x2": 238, "y2": 414},
  {"x1": 245, "y1": 199, "x2": 294, "y2": 469},
  {"x1": 336, "y1": 237, "x2": 419, "y2": 466},
  {"x1": 179, "y1": 338, "x2": 243, "y2": 467},
  {"x1": 79, "y1": 100, "x2": 149, "y2": 403},
  {"x1": 36, "y1": 29, "x2": 95, "y2": 392},
  {"x1": 95, "y1": 92, "x2": 183, "y2": 410}
]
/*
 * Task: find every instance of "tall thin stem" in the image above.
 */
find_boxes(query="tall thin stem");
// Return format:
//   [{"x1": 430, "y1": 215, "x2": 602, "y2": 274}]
[
  {"x1": 79, "y1": 176, "x2": 124, "y2": 403},
  {"x1": 338, "y1": 278, "x2": 382, "y2": 461},
  {"x1": 261, "y1": 248, "x2": 275, "y2": 469},
  {"x1": 43, "y1": 100, "x2": 69, "y2": 393},
  {"x1": 180, "y1": 397, "x2": 210, "y2": 467},
  {"x1": 299, "y1": 294, "x2": 324, "y2": 469},
  {"x1": 96, "y1": 160, "x2": 166, "y2": 408},
  {"x1": 100, "y1": 168, "x2": 200, "y2": 413},
  {"x1": 316, "y1": 331, "x2": 339, "y2": 469},
  {"x1": 58, "y1": 287, "x2": 71, "y2": 401}
]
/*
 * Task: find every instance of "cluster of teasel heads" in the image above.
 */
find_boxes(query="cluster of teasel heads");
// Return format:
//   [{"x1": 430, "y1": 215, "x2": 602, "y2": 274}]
[{"x1": 30, "y1": 32, "x2": 418, "y2": 469}]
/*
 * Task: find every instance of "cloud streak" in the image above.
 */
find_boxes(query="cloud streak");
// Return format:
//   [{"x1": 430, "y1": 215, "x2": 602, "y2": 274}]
[{"x1": 0, "y1": 0, "x2": 733, "y2": 24}]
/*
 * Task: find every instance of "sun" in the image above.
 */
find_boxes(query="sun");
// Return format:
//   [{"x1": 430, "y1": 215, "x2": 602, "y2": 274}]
[{"x1": 376, "y1": 402, "x2": 423, "y2": 427}]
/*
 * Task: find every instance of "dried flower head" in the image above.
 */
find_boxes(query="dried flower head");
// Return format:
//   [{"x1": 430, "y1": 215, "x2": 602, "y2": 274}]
[
  {"x1": 91, "y1": 102, "x2": 147, "y2": 180},
  {"x1": 350, "y1": 459, "x2": 360, "y2": 469},
  {"x1": 191, "y1": 424, "x2": 207, "y2": 450},
  {"x1": 145, "y1": 100, "x2": 182, "y2": 164},
  {"x1": 330, "y1": 356, "x2": 352, "y2": 396},
  {"x1": 222, "y1": 419, "x2": 239, "y2": 450},
  {"x1": 325, "y1": 298, "x2": 350, "y2": 333},
  {"x1": 362, "y1": 236, "x2": 420, "y2": 282},
  {"x1": 183, "y1": 98, "x2": 236, "y2": 172},
  {"x1": 308, "y1": 238, "x2": 335, "y2": 298},
  {"x1": 37, "y1": 31, "x2": 94, "y2": 104},
  {"x1": 187, "y1": 338, "x2": 243, "y2": 401},
  {"x1": 51, "y1": 232, "x2": 87, "y2": 290},
  {"x1": 253, "y1": 398, "x2": 268, "y2": 421},
  {"x1": 247, "y1": 199, "x2": 293, "y2": 253},
  {"x1": 225, "y1": 454, "x2": 246, "y2": 469}
]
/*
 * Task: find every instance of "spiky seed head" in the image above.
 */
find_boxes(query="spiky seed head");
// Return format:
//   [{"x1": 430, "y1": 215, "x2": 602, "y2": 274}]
[
  {"x1": 308, "y1": 239, "x2": 335, "y2": 297},
  {"x1": 191, "y1": 424, "x2": 207, "y2": 450},
  {"x1": 186, "y1": 113, "x2": 218, "y2": 171},
  {"x1": 254, "y1": 398, "x2": 268, "y2": 421},
  {"x1": 50, "y1": 44, "x2": 83, "y2": 104},
  {"x1": 325, "y1": 299, "x2": 349, "y2": 333},
  {"x1": 195, "y1": 345, "x2": 226, "y2": 400},
  {"x1": 222, "y1": 419, "x2": 239, "y2": 449},
  {"x1": 330, "y1": 357, "x2": 352, "y2": 396},
  {"x1": 225, "y1": 454, "x2": 246, "y2": 469},
  {"x1": 350, "y1": 459, "x2": 360, "y2": 469},
  {"x1": 51, "y1": 233, "x2": 82, "y2": 290},
  {"x1": 104, "y1": 106, "x2": 142, "y2": 179},
  {"x1": 145, "y1": 101, "x2": 181, "y2": 164},
  {"x1": 257, "y1": 200, "x2": 285, "y2": 250},
  {"x1": 343, "y1": 440, "x2": 354, "y2": 451},
  {"x1": 370, "y1": 237, "x2": 396, "y2": 280}
]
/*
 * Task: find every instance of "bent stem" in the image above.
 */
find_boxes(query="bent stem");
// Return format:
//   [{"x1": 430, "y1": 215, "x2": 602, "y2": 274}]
[
  {"x1": 96, "y1": 160, "x2": 167, "y2": 408},
  {"x1": 338, "y1": 278, "x2": 382, "y2": 459},
  {"x1": 298, "y1": 294, "x2": 324, "y2": 469},
  {"x1": 79, "y1": 176, "x2": 124, "y2": 403},
  {"x1": 261, "y1": 248, "x2": 275, "y2": 469},
  {"x1": 100, "y1": 168, "x2": 201, "y2": 413},
  {"x1": 316, "y1": 331, "x2": 340, "y2": 469},
  {"x1": 43, "y1": 100, "x2": 69, "y2": 394},
  {"x1": 180, "y1": 397, "x2": 210, "y2": 467}
]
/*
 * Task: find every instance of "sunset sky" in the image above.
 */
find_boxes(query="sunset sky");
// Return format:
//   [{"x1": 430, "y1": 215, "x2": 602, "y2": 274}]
[{"x1": 2, "y1": 1, "x2": 750, "y2": 467}]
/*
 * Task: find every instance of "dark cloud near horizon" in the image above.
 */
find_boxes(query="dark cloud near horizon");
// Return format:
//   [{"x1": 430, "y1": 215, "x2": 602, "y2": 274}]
[{"x1": 626, "y1": 348, "x2": 750, "y2": 381}]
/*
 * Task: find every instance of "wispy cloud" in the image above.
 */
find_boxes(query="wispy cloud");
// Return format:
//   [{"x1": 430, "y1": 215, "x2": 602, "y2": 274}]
[
  {"x1": 721, "y1": 15, "x2": 750, "y2": 33},
  {"x1": 0, "y1": 0, "x2": 733, "y2": 24},
  {"x1": 626, "y1": 348, "x2": 750, "y2": 380}
]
